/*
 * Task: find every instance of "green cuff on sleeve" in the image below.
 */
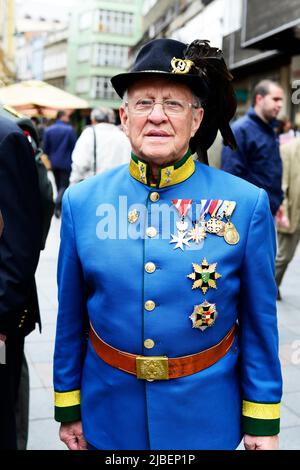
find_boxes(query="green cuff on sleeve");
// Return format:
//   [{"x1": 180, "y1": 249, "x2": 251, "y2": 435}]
[
  {"x1": 54, "y1": 404, "x2": 81, "y2": 423},
  {"x1": 242, "y1": 400, "x2": 280, "y2": 435},
  {"x1": 242, "y1": 416, "x2": 280, "y2": 436}
]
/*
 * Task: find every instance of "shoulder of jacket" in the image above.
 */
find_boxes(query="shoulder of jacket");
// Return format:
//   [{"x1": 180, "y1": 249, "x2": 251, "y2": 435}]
[
  {"x1": 0, "y1": 115, "x2": 23, "y2": 141},
  {"x1": 199, "y1": 162, "x2": 262, "y2": 197}
]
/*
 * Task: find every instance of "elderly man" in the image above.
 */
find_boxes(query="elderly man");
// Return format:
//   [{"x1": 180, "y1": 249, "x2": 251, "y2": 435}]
[{"x1": 53, "y1": 39, "x2": 282, "y2": 450}]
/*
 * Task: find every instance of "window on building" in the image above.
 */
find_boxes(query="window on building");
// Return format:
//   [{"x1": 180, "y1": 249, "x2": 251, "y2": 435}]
[
  {"x1": 79, "y1": 10, "x2": 93, "y2": 30},
  {"x1": 91, "y1": 76, "x2": 119, "y2": 100},
  {"x1": 92, "y1": 43, "x2": 129, "y2": 68},
  {"x1": 97, "y1": 9, "x2": 134, "y2": 35},
  {"x1": 77, "y1": 45, "x2": 91, "y2": 63},
  {"x1": 76, "y1": 77, "x2": 90, "y2": 94},
  {"x1": 43, "y1": 51, "x2": 67, "y2": 73}
]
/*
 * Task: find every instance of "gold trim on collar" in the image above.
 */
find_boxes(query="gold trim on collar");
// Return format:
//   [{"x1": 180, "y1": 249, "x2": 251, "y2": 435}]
[{"x1": 129, "y1": 152, "x2": 195, "y2": 188}]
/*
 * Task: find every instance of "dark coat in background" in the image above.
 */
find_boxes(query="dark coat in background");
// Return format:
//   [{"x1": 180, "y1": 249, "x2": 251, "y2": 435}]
[{"x1": 0, "y1": 115, "x2": 42, "y2": 449}]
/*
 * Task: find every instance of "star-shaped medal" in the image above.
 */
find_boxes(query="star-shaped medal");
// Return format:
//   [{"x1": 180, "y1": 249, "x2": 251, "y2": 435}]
[
  {"x1": 170, "y1": 231, "x2": 190, "y2": 250},
  {"x1": 189, "y1": 301, "x2": 218, "y2": 331},
  {"x1": 187, "y1": 258, "x2": 221, "y2": 293},
  {"x1": 188, "y1": 223, "x2": 206, "y2": 243}
]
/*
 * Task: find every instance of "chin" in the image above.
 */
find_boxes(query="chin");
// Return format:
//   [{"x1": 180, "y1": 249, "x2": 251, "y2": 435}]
[{"x1": 140, "y1": 145, "x2": 176, "y2": 164}]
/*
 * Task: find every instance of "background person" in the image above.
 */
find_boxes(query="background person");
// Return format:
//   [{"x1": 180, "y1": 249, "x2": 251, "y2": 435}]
[
  {"x1": 0, "y1": 109, "x2": 42, "y2": 450},
  {"x1": 69, "y1": 107, "x2": 131, "y2": 184},
  {"x1": 276, "y1": 136, "x2": 300, "y2": 299},
  {"x1": 221, "y1": 79, "x2": 284, "y2": 217},
  {"x1": 43, "y1": 110, "x2": 77, "y2": 218}
]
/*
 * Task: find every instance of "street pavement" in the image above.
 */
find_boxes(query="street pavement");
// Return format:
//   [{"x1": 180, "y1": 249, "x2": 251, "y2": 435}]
[{"x1": 26, "y1": 215, "x2": 300, "y2": 450}]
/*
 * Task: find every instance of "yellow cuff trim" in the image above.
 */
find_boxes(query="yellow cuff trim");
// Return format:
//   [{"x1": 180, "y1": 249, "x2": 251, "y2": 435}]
[
  {"x1": 55, "y1": 390, "x2": 80, "y2": 408},
  {"x1": 242, "y1": 400, "x2": 280, "y2": 420}
]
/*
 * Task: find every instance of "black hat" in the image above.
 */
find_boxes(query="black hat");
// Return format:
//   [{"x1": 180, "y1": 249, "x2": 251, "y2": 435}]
[
  {"x1": 111, "y1": 38, "x2": 209, "y2": 99},
  {"x1": 111, "y1": 38, "x2": 237, "y2": 164}
]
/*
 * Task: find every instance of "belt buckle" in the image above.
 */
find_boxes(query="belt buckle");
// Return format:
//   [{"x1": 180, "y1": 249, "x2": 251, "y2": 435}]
[{"x1": 136, "y1": 356, "x2": 169, "y2": 380}]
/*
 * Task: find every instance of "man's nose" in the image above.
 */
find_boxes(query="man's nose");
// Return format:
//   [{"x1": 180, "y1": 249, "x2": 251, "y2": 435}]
[{"x1": 147, "y1": 103, "x2": 168, "y2": 122}]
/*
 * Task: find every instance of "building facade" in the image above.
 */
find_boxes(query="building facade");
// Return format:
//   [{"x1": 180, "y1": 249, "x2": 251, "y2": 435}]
[
  {"x1": 43, "y1": 28, "x2": 69, "y2": 89},
  {"x1": 0, "y1": 0, "x2": 15, "y2": 86},
  {"x1": 67, "y1": 0, "x2": 143, "y2": 109}
]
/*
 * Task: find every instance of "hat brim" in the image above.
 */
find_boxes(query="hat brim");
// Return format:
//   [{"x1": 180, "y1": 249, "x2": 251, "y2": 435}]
[{"x1": 111, "y1": 71, "x2": 207, "y2": 99}]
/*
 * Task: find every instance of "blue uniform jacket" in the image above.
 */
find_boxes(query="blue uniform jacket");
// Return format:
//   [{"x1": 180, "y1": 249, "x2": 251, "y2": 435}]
[
  {"x1": 221, "y1": 107, "x2": 283, "y2": 215},
  {"x1": 53, "y1": 154, "x2": 282, "y2": 450}
]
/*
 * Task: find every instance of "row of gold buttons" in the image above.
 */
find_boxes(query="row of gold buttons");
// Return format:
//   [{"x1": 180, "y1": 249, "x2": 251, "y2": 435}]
[{"x1": 143, "y1": 193, "x2": 160, "y2": 350}]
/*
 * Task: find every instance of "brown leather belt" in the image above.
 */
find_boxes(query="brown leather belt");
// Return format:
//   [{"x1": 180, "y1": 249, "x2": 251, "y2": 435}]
[{"x1": 89, "y1": 324, "x2": 236, "y2": 381}]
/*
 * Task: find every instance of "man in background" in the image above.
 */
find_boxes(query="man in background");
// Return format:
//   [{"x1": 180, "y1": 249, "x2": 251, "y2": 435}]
[
  {"x1": 43, "y1": 110, "x2": 77, "y2": 217},
  {"x1": 276, "y1": 136, "x2": 300, "y2": 299},
  {"x1": 70, "y1": 107, "x2": 131, "y2": 185},
  {"x1": 221, "y1": 79, "x2": 284, "y2": 217}
]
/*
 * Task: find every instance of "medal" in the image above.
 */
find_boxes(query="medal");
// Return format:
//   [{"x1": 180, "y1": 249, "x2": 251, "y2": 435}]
[
  {"x1": 205, "y1": 200, "x2": 224, "y2": 234},
  {"x1": 205, "y1": 217, "x2": 224, "y2": 234},
  {"x1": 187, "y1": 258, "x2": 221, "y2": 294},
  {"x1": 223, "y1": 201, "x2": 240, "y2": 245},
  {"x1": 128, "y1": 209, "x2": 139, "y2": 223},
  {"x1": 224, "y1": 221, "x2": 240, "y2": 245},
  {"x1": 176, "y1": 220, "x2": 189, "y2": 232},
  {"x1": 170, "y1": 199, "x2": 193, "y2": 251},
  {"x1": 170, "y1": 231, "x2": 191, "y2": 250},
  {"x1": 188, "y1": 222, "x2": 206, "y2": 243},
  {"x1": 189, "y1": 301, "x2": 218, "y2": 331}
]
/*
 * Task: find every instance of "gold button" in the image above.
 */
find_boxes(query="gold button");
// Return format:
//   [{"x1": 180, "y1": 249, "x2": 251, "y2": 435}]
[
  {"x1": 146, "y1": 227, "x2": 157, "y2": 238},
  {"x1": 150, "y1": 192, "x2": 160, "y2": 202},
  {"x1": 128, "y1": 209, "x2": 139, "y2": 224},
  {"x1": 145, "y1": 300, "x2": 156, "y2": 311},
  {"x1": 144, "y1": 339, "x2": 155, "y2": 349},
  {"x1": 145, "y1": 262, "x2": 156, "y2": 273}
]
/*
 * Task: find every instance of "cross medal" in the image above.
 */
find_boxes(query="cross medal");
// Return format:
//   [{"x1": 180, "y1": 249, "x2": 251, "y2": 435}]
[{"x1": 170, "y1": 199, "x2": 192, "y2": 250}]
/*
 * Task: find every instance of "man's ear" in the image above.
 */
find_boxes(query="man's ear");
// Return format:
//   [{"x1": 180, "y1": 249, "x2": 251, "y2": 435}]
[
  {"x1": 119, "y1": 106, "x2": 129, "y2": 137},
  {"x1": 191, "y1": 107, "x2": 204, "y2": 138}
]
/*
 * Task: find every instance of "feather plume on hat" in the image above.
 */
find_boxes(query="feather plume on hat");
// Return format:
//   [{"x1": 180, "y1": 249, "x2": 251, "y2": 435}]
[{"x1": 183, "y1": 40, "x2": 237, "y2": 165}]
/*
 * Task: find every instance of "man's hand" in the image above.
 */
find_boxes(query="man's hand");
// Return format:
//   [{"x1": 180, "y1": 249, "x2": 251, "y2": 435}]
[
  {"x1": 0, "y1": 334, "x2": 7, "y2": 343},
  {"x1": 244, "y1": 434, "x2": 279, "y2": 450},
  {"x1": 275, "y1": 205, "x2": 290, "y2": 229},
  {"x1": 59, "y1": 421, "x2": 88, "y2": 450}
]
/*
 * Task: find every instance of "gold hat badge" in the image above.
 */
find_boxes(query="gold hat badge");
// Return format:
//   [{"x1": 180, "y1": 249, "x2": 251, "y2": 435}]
[{"x1": 171, "y1": 57, "x2": 194, "y2": 74}]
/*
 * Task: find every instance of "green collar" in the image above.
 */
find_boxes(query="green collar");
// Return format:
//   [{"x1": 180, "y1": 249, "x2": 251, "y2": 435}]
[{"x1": 129, "y1": 149, "x2": 195, "y2": 188}]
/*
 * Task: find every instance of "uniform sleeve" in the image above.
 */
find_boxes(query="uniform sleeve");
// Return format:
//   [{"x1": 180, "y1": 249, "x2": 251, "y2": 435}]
[
  {"x1": 278, "y1": 143, "x2": 291, "y2": 229},
  {"x1": 53, "y1": 189, "x2": 88, "y2": 422},
  {"x1": 0, "y1": 131, "x2": 42, "y2": 333},
  {"x1": 221, "y1": 126, "x2": 248, "y2": 177},
  {"x1": 239, "y1": 189, "x2": 282, "y2": 435}
]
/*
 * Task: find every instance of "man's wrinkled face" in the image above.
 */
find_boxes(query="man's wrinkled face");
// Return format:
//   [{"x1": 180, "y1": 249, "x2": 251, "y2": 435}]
[
  {"x1": 119, "y1": 77, "x2": 203, "y2": 166},
  {"x1": 256, "y1": 84, "x2": 284, "y2": 122}
]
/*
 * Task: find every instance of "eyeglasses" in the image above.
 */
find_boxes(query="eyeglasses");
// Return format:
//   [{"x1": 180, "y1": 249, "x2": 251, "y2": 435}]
[{"x1": 125, "y1": 98, "x2": 200, "y2": 116}]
